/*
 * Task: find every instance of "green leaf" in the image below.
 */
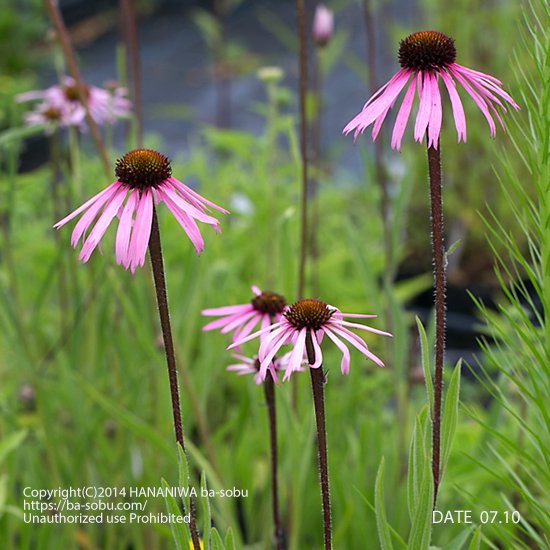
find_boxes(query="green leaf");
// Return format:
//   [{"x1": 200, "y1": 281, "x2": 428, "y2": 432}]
[
  {"x1": 467, "y1": 526, "x2": 482, "y2": 550},
  {"x1": 177, "y1": 444, "x2": 191, "y2": 511},
  {"x1": 162, "y1": 478, "x2": 191, "y2": 550},
  {"x1": 200, "y1": 472, "x2": 212, "y2": 548},
  {"x1": 224, "y1": 527, "x2": 237, "y2": 550},
  {"x1": 374, "y1": 457, "x2": 394, "y2": 550},
  {"x1": 446, "y1": 239, "x2": 463, "y2": 257},
  {"x1": 0, "y1": 430, "x2": 27, "y2": 465},
  {"x1": 416, "y1": 317, "x2": 434, "y2": 415},
  {"x1": 210, "y1": 527, "x2": 225, "y2": 550},
  {"x1": 407, "y1": 409, "x2": 434, "y2": 550},
  {"x1": 440, "y1": 361, "x2": 462, "y2": 481}
]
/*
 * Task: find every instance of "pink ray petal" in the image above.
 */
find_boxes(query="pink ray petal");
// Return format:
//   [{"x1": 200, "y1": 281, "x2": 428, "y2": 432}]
[
  {"x1": 330, "y1": 326, "x2": 385, "y2": 368},
  {"x1": 168, "y1": 177, "x2": 229, "y2": 214},
  {"x1": 449, "y1": 67, "x2": 496, "y2": 136},
  {"x1": 55, "y1": 181, "x2": 120, "y2": 230},
  {"x1": 310, "y1": 329, "x2": 323, "y2": 369},
  {"x1": 391, "y1": 77, "x2": 417, "y2": 150},
  {"x1": 202, "y1": 304, "x2": 252, "y2": 316},
  {"x1": 220, "y1": 311, "x2": 259, "y2": 334},
  {"x1": 428, "y1": 72, "x2": 442, "y2": 149},
  {"x1": 160, "y1": 184, "x2": 220, "y2": 226},
  {"x1": 334, "y1": 319, "x2": 392, "y2": 337},
  {"x1": 343, "y1": 69, "x2": 412, "y2": 138},
  {"x1": 439, "y1": 70, "x2": 467, "y2": 142},
  {"x1": 157, "y1": 188, "x2": 205, "y2": 254},
  {"x1": 79, "y1": 186, "x2": 128, "y2": 262},
  {"x1": 229, "y1": 321, "x2": 282, "y2": 350},
  {"x1": 115, "y1": 189, "x2": 138, "y2": 267},
  {"x1": 414, "y1": 71, "x2": 433, "y2": 143},
  {"x1": 127, "y1": 190, "x2": 153, "y2": 272},
  {"x1": 323, "y1": 328, "x2": 351, "y2": 375}
]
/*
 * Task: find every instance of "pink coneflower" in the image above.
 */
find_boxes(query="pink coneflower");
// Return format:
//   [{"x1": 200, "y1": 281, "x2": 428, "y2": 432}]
[
  {"x1": 22, "y1": 103, "x2": 81, "y2": 132},
  {"x1": 54, "y1": 148, "x2": 228, "y2": 272},
  {"x1": 17, "y1": 76, "x2": 131, "y2": 128},
  {"x1": 344, "y1": 30, "x2": 519, "y2": 150},
  {"x1": 202, "y1": 286, "x2": 287, "y2": 344},
  {"x1": 226, "y1": 352, "x2": 304, "y2": 384},
  {"x1": 229, "y1": 299, "x2": 391, "y2": 381},
  {"x1": 313, "y1": 4, "x2": 334, "y2": 47}
]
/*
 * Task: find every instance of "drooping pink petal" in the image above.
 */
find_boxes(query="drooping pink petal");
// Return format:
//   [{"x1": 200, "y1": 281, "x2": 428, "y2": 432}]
[
  {"x1": 115, "y1": 189, "x2": 138, "y2": 267},
  {"x1": 220, "y1": 311, "x2": 259, "y2": 334},
  {"x1": 160, "y1": 183, "x2": 220, "y2": 227},
  {"x1": 439, "y1": 70, "x2": 467, "y2": 142},
  {"x1": 157, "y1": 187, "x2": 205, "y2": 254},
  {"x1": 334, "y1": 319, "x2": 392, "y2": 337},
  {"x1": 127, "y1": 189, "x2": 153, "y2": 272},
  {"x1": 167, "y1": 178, "x2": 229, "y2": 215},
  {"x1": 414, "y1": 71, "x2": 433, "y2": 143},
  {"x1": 323, "y1": 328, "x2": 351, "y2": 375},
  {"x1": 202, "y1": 304, "x2": 253, "y2": 317},
  {"x1": 330, "y1": 326, "x2": 385, "y2": 368},
  {"x1": 427, "y1": 72, "x2": 442, "y2": 149},
  {"x1": 229, "y1": 321, "x2": 282, "y2": 350},
  {"x1": 343, "y1": 69, "x2": 412, "y2": 139},
  {"x1": 202, "y1": 310, "x2": 253, "y2": 331},
  {"x1": 391, "y1": 77, "x2": 417, "y2": 150},
  {"x1": 310, "y1": 329, "x2": 323, "y2": 369},
  {"x1": 54, "y1": 181, "x2": 120, "y2": 230},
  {"x1": 79, "y1": 186, "x2": 128, "y2": 262},
  {"x1": 233, "y1": 312, "x2": 265, "y2": 344},
  {"x1": 450, "y1": 64, "x2": 519, "y2": 109},
  {"x1": 448, "y1": 66, "x2": 497, "y2": 136},
  {"x1": 286, "y1": 328, "x2": 306, "y2": 376},
  {"x1": 260, "y1": 327, "x2": 293, "y2": 379}
]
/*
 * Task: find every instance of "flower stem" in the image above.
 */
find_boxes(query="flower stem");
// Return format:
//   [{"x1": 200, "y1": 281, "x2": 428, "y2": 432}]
[
  {"x1": 44, "y1": 0, "x2": 111, "y2": 179},
  {"x1": 427, "y1": 143, "x2": 445, "y2": 507},
  {"x1": 306, "y1": 332, "x2": 332, "y2": 550},
  {"x1": 264, "y1": 376, "x2": 283, "y2": 550},
  {"x1": 119, "y1": 0, "x2": 143, "y2": 146},
  {"x1": 147, "y1": 205, "x2": 201, "y2": 549},
  {"x1": 296, "y1": 0, "x2": 309, "y2": 300}
]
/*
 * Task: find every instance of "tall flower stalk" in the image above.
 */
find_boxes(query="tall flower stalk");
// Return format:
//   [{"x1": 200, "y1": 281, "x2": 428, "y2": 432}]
[
  {"x1": 202, "y1": 288, "x2": 287, "y2": 548},
  {"x1": 344, "y1": 30, "x2": 518, "y2": 505}
]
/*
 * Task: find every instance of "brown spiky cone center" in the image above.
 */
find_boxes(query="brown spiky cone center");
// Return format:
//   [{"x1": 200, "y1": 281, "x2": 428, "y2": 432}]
[
  {"x1": 398, "y1": 31, "x2": 456, "y2": 70},
  {"x1": 115, "y1": 148, "x2": 172, "y2": 190},
  {"x1": 285, "y1": 299, "x2": 334, "y2": 330}
]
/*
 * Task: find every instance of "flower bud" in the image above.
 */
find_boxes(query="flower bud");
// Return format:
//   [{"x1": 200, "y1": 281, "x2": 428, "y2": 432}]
[{"x1": 313, "y1": 4, "x2": 334, "y2": 47}]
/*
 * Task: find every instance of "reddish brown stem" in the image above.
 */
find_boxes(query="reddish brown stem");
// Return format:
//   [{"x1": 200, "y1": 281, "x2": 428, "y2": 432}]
[
  {"x1": 43, "y1": 0, "x2": 111, "y2": 178},
  {"x1": 295, "y1": 0, "x2": 309, "y2": 300},
  {"x1": 427, "y1": 143, "x2": 445, "y2": 507},
  {"x1": 148, "y1": 205, "x2": 201, "y2": 549},
  {"x1": 306, "y1": 332, "x2": 332, "y2": 549},
  {"x1": 264, "y1": 376, "x2": 283, "y2": 550}
]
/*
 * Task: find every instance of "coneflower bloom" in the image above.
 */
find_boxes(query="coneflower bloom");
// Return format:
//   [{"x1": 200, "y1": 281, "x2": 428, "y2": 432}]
[
  {"x1": 343, "y1": 30, "x2": 519, "y2": 150},
  {"x1": 17, "y1": 76, "x2": 131, "y2": 128},
  {"x1": 202, "y1": 286, "x2": 287, "y2": 344},
  {"x1": 229, "y1": 299, "x2": 391, "y2": 381},
  {"x1": 54, "y1": 148, "x2": 227, "y2": 272},
  {"x1": 22, "y1": 103, "x2": 81, "y2": 132},
  {"x1": 226, "y1": 352, "x2": 304, "y2": 384}
]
